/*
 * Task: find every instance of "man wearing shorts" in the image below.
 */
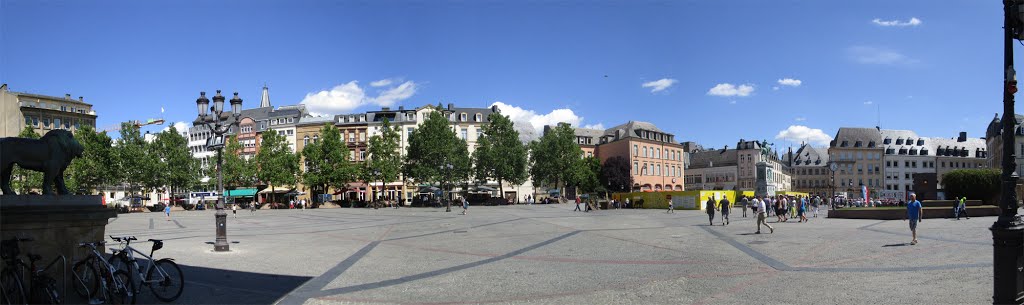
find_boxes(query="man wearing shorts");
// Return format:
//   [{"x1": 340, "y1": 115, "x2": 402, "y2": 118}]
[{"x1": 906, "y1": 193, "x2": 923, "y2": 245}]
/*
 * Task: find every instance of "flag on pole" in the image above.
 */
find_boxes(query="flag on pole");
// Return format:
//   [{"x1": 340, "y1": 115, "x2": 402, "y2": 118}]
[{"x1": 862, "y1": 185, "x2": 870, "y2": 206}]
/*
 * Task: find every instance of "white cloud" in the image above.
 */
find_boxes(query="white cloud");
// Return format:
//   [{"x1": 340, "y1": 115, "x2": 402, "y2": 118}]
[
  {"x1": 777, "y1": 78, "x2": 802, "y2": 87},
  {"x1": 772, "y1": 86, "x2": 780, "y2": 91},
  {"x1": 707, "y1": 83, "x2": 755, "y2": 97},
  {"x1": 583, "y1": 123, "x2": 604, "y2": 130},
  {"x1": 163, "y1": 121, "x2": 189, "y2": 134},
  {"x1": 847, "y1": 46, "x2": 916, "y2": 65},
  {"x1": 729, "y1": 101, "x2": 737, "y2": 105},
  {"x1": 370, "y1": 79, "x2": 393, "y2": 87},
  {"x1": 372, "y1": 81, "x2": 417, "y2": 107},
  {"x1": 864, "y1": 101, "x2": 874, "y2": 105},
  {"x1": 490, "y1": 101, "x2": 596, "y2": 142},
  {"x1": 641, "y1": 78, "x2": 678, "y2": 93},
  {"x1": 795, "y1": 117, "x2": 806, "y2": 122},
  {"x1": 300, "y1": 79, "x2": 418, "y2": 116},
  {"x1": 872, "y1": 17, "x2": 922, "y2": 27},
  {"x1": 775, "y1": 125, "x2": 833, "y2": 146}
]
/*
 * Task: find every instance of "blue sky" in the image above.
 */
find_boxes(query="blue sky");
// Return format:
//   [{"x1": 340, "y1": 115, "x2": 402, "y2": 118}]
[{"x1": 0, "y1": 0, "x2": 1014, "y2": 149}]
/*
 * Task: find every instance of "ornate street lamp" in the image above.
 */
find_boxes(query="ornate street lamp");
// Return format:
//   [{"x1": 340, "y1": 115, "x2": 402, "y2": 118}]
[
  {"x1": 194, "y1": 90, "x2": 242, "y2": 252},
  {"x1": 828, "y1": 161, "x2": 837, "y2": 211},
  {"x1": 994, "y1": 2, "x2": 1024, "y2": 303}
]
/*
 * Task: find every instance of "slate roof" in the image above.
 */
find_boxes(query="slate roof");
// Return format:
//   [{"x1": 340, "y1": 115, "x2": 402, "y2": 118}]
[
  {"x1": 832, "y1": 127, "x2": 882, "y2": 148},
  {"x1": 603, "y1": 121, "x2": 669, "y2": 139},
  {"x1": 790, "y1": 144, "x2": 829, "y2": 167},
  {"x1": 688, "y1": 149, "x2": 738, "y2": 169},
  {"x1": 574, "y1": 128, "x2": 605, "y2": 139},
  {"x1": 986, "y1": 114, "x2": 1024, "y2": 138},
  {"x1": 930, "y1": 137, "x2": 987, "y2": 158}
]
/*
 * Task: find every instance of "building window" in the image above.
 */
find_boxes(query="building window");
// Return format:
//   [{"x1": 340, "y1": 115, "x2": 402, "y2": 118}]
[
  {"x1": 304, "y1": 136, "x2": 310, "y2": 145},
  {"x1": 643, "y1": 147, "x2": 648, "y2": 157},
  {"x1": 407, "y1": 127, "x2": 414, "y2": 138},
  {"x1": 633, "y1": 145, "x2": 638, "y2": 156},
  {"x1": 42, "y1": 118, "x2": 50, "y2": 128},
  {"x1": 475, "y1": 113, "x2": 482, "y2": 122},
  {"x1": 461, "y1": 129, "x2": 468, "y2": 140},
  {"x1": 476, "y1": 129, "x2": 482, "y2": 140},
  {"x1": 460, "y1": 113, "x2": 468, "y2": 121},
  {"x1": 634, "y1": 162, "x2": 639, "y2": 175}
]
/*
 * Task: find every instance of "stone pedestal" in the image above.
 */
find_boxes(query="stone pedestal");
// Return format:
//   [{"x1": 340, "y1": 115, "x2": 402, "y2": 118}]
[{"x1": 0, "y1": 195, "x2": 117, "y2": 293}]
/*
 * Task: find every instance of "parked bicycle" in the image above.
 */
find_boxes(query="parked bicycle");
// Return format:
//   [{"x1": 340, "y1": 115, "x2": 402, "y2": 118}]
[
  {"x1": 0, "y1": 237, "x2": 65, "y2": 304},
  {"x1": 107, "y1": 236, "x2": 183, "y2": 302},
  {"x1": 72, "y1": 241, "x2": 135, "y2": 304}
]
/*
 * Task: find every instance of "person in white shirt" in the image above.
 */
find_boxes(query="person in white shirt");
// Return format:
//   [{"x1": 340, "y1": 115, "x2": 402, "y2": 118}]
[{"x1": 755, "y1": 196, "x2": 774, "y2": 234}]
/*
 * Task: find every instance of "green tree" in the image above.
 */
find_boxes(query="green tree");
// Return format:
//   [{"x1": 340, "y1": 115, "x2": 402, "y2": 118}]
[
  {"x1": 570, "y1": 156, "x2": 601, "y2": 194},
  {"x1": 302, "y1": 124, "x2": 356, "y2": 203},
  {"x1": 223, "y1": 135, "x2": 256, "y2": 188},
  {"x1": 404, "y1": 107, "x2": 471, "y2": 203},
  {"x1": 68, "y1": 125, "x2": 116, "y2": 194},
  {"x1": 472, "y1": 113, "x2": 528, "y2": 197},
  {"x1": 256, "y1": 130, "x2": 299, "y2": 204},
  {"x1": 528, "y1": 123, "x2": 582, "y2": 199},
  {"x1": 116, "y1": 122, "x2": 154, "y2": 196},
  {"x1": 365, "y1": 118, "x2": 403, "y2": 201},
  {"x1": 600, "y1": 156, "x2": 633, "y2": 193},
  {"x1": 10, "y1": 126, "x2": 42, "y2": 194},
  {"x1": 942, "y1": 169, "x2": 1001, "y2": 204},
  {"x1": 152, "y1": 125, "x2": 199, "y2": 200}
]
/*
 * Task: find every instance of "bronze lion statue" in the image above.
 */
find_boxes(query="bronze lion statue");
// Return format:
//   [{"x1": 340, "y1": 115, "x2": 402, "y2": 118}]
[{"x1": 0, "y1": 129, "x2": 84, "y2": 195}]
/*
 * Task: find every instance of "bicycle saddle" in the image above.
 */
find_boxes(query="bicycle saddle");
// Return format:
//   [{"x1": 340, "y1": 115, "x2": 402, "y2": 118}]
[{"x1": 150, "y1": 240, "x2": 164, "y2": 251}]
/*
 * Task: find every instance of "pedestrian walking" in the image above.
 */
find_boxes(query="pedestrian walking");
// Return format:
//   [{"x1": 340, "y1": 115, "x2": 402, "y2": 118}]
[
  {"x1": 798, "y1": 197, "x2": 808, "y2": 222},
  {"x1": 755, "y1": 196, "x2": 773, "y2": 234},
  {"x1": 574, "y1": 197, "x2": 582, "y2": 212},
  {"x1": 164, "y1": 204, "x2": 171, "y2": 221},
  {"x1": 667, "y1": 195, "x2": 675, "y2": 214},
  {"x1": 462, "y1": 198, "x2": 469, "y2": 215},
  {"x1": 906, "y1": 193, "x2": 923, "y2": 245},
  {"x1": 955, "y1": 196, "x2": 969, "y2": 220},
  {"x1": 706, "y1": 196, "x2": 717, "y2": 226},
  {"x1": 232, "y1": 204, "x2": 237, "y2": 218},
  {"x1": 250, "y1": 202, "x2": 256, "y2": 214},
  {"x1": 741, "y1": 196, "x2": 749, "y2": 218},
  {"x1": 812, "y1": 196, "x2": 821, "y2": 218},
  {"x1": 720, "y1": 196, "x2": 731, "y2": 226}
]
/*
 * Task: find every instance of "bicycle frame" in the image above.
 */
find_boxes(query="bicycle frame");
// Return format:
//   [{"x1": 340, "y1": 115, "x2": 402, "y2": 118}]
[
  {"x1": 80, "y1": 243, "x2": 130, "y2": 300},
  {"x1": 114, "y1": 244, "x2": 172, "y2": 286}
]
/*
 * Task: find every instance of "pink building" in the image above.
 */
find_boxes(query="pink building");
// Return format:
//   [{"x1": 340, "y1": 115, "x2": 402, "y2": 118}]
[{"x1": 570, "y1": 121, "x2": 685, "y2": 192}]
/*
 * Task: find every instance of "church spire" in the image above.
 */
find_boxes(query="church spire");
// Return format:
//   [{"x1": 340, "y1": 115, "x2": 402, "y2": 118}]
[{"x1": 260, "y1": 84, "x2": 271, "y2": 108}]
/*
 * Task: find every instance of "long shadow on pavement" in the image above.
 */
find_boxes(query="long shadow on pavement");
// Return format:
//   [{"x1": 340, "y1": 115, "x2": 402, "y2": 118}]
[{"x1": 135, "y1": 263, "x2": 310, "y2": 304}]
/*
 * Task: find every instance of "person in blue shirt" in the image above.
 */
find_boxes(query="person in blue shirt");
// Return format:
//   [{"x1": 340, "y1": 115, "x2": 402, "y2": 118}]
[{"x1": 905, "y1": 193, "x2": 923, "y2": 245}]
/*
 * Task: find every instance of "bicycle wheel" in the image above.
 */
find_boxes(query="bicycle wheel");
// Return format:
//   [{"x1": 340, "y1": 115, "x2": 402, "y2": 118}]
[
  {"x1": 31, "y1": 276, "x2": 60, "y2": 304},
  {"x1": 108, "y1": 270, "x2": 136, "y2": 305},
  {"x1": 108, "y1": 254, "x2": 137, "y2": 294},
  {"x1": 71, "y1": 260, "x2": 99, "y2": 299},
  {"x1": 0, "y1": 269, "x2": 25, "y2": 305},
  {"x1": 146, "y1": 259, "x2": 183, "y2": 302}
]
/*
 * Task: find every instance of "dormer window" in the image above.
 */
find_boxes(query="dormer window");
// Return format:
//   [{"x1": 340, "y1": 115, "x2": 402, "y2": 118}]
[
  {"x1": 883, "y1": 138, "x2": 891, "y2": 144},
  {"x1": 917, "y1": 139, "x2": 925, "y2": 146},
  {"x1": 896, "y1": 138, "x2": 904, "y2": 145},
  {"x1": 909, "y1": 148, "x2": 918, "y2": 155},
  {"x1": 868, "y1": 141, "x2": 876, "y2": 148},
  {"x1": 475, "y1": 113, "x2": 482, "y2": 122},
  {"x1": 886, "y1": 148, "x2": 895, "y2": 154},
  {"x1": 898, "y1": 148, "x2": 907, "y2": 155},
  {"x1": 460, "y1": 113, "x2": 468, "y2": 121},
  {"x1": 840, "y1": 141, "x2": 849, "y2": 147},
  {"x1": 854, "y1": 141, "x2": 862, "y2": 147},
  {"x1": 920, "y1": 149, "x2": 929, "y2": 156}
]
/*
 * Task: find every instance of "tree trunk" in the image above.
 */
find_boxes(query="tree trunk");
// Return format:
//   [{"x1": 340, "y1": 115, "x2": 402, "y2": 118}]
[{"x1": 498, "y1": 178, "x2": 505, "y2": 203}]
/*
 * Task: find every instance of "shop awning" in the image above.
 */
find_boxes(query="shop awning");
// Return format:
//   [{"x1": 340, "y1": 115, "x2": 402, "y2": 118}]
[{"x1": 224, "y1": 188, "x2": 258, "y2": 197}]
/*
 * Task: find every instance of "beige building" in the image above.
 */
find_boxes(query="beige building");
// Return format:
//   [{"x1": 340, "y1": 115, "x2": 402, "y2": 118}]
[
  {"x1": 569, "y1": 121, "x2": 685, "y2": 192},
  {"x1": 933, "y1": 133, "x2": 988, "y2": 189},
  {"x1": 685, "y1": 148, "x2": 737, "y2": 191},
  {"x1": 985, "y1": 113, "x2": 1024, "y2": 175},
  {"x1": 1, "y1": 84, "x2": 97, "y2": 137},
  {"x1": 829, "y1": 127, "x2": 884, "y2": 198}
]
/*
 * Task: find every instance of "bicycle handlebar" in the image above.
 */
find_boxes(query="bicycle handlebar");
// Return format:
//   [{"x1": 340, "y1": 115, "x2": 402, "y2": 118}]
[
  {"x1": 110, "y1": 235, "x2": 138, "y2": 242},
  {"x1": 77, "y1": 241, "x2": 106, "y2": 248}
]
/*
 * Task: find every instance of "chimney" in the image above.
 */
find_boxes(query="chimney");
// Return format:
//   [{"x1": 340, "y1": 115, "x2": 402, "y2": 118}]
[
  {"x1": 788, "y1": 147, "x2": 794, "y2": 167},
  {"x1": 447, "y1": 103, "x2": 454, "y2": 110},
  {"x1": 958, "y1": 132, "x2": 967, "y2": 142},
  {"x1": 382, "y1": 107, "x2": 390, "y2": 111},
  {"x1": 78, "y1": 96, "x2": 83, "y2": 102},
  {"x1": 491, "y1": 105, "x2": 499, "y2": 113},
  {"x1": 398, "y1": 106, "x2": 404, "y2": 111},
  {"x1": 876, "y1": 126, "x2": 880, "y2": 131},
  {"x1": 65, "y1": 94, "x2": 71, "y2": 100}
]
